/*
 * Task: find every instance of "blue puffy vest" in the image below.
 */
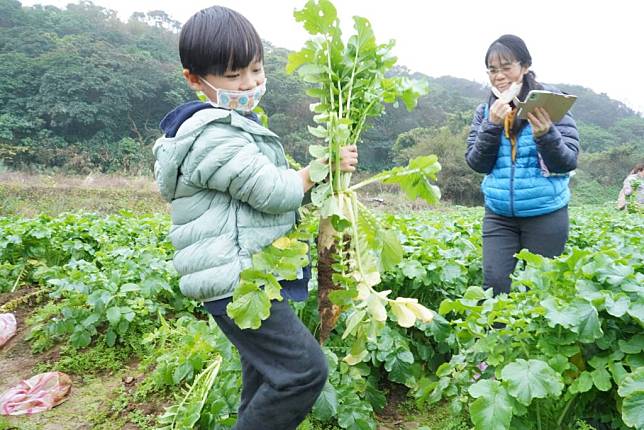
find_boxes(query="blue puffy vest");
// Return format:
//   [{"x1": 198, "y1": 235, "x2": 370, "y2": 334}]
[{"x1": 481, "y1": 105, "x2": 570, "y2": 217}]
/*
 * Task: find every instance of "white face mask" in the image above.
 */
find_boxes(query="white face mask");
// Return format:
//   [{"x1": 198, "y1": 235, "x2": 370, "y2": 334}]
[
  {"x1": 491, "y1": 81, "x2": 522, "y2": 104},
  {"x1": 200, "y1": 78, "x2": 267, "y2": 112}
]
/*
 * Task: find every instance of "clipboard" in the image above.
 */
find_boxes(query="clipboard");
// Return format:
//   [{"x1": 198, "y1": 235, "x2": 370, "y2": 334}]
[{"x1": 516, "y1": 90, "x2": 577, "y2": 123}]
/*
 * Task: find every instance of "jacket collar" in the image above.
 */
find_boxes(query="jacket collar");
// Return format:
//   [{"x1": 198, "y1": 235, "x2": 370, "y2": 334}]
[{"x1": 165, "y1": 106, "x2": 278, "y2": 139}]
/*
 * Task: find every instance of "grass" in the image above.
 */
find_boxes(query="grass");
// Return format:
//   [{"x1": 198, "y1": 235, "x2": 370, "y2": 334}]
[
  {"x1": 0, "y1": 172, "x2": 168, "y2": 217},
  {"x1": 0, "y1": 170, "x2": 451, "y2": 217},
  {"x1": 32, "y1": 342, "x2": 134, "y2": 375},
  {"x1": 0, "y1": 168, "x2": 620, "y2": 218},
  {"x1": 393, "y1": 399, "x2": 470, "y2": 430},
  {"x1": 0, "y1": 417, "x2": 15, "y2": 430}
]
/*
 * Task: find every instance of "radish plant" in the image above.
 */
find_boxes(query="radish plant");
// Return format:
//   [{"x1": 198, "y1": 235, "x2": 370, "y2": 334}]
[{"x1": 287, "y1": 0, "x2": 440, "y2": 363}]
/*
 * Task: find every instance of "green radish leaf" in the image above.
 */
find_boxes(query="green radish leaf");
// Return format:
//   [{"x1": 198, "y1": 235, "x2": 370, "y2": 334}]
[
  {"x1": 343, "y1": 309, "x2": 367, "y2": 339},
  {"x1": 368, "y1": 156, "x2": 441, "y2": 204},
  {"x1": 468, "y1": 380, "x2": 513, "y2": 430},
  {"x1": 293, "y1": 0, "x2": 337, "y2": 35},
  {"x1": 313, "y1": 381, "x2": 338, "y2": 420},
  {"x1": 309, "y1": 159, "x2": 329, "y2": 183},
  {"x1": 312, "y1": 181, "x2": 332, "y2": 207},
  {"x1": 309, "y1": 144, "x2": 328, "y2": 158},
  {"x1": 605, "y1": 293, "x2": 630, "y2": 317},
  {"x1": 569, "y1": 371, "x2": 594, "y2": 394},
  {"x1": 618, "y1": 368, "x2": 644, "y2": 429},
  {"x1": 106, "y1": 306, "x2": 121, "y2": 325},
  {"x1": 542, "y1": 298, "x2": 603, "y2": 342},
  {"x1": 380, "y1": 229, "x2": 403, "y2": 271},
  {"x1": 591, "y1": 368, "x2": 613, "y2": 391},
  {"x1": 500, "y1": 359, "x2": 564, "y2": 406},
  {"x1": 70, "y1": 328, "x2": 91, "y2": 348},
  {"x1": 226, "y1": 282, "x2": 271, "y2": 330},
  {"x1": 619, "y1": 334, "x2": 644, "y2": 354}
]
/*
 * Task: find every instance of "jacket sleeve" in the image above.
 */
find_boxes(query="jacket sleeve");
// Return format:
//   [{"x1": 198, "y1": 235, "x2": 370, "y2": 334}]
[
  {"x1": 465, "y1": 104, "x2": 503, "y2": 173},
  {"x1": 182, "y1": 131, "x2": 304, "y2": 214},
  {"x1": 535, "y1": 111, "x2": 580, "y2": 173}
]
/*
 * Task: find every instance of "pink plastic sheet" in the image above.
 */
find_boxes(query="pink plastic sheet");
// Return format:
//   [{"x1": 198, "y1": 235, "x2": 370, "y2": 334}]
[
  {"x1": 0, "y1": 313, "x2": 17, "y2": 347},
  {"x1": 0, "y1": 372, "x2": 72, "y2": 416}
]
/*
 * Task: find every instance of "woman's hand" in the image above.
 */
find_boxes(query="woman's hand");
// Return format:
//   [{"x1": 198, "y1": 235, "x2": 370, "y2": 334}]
[
  {"x1": 339, "y1": 145, "x2": 358, "y2": 172},
  {"x1": 527, "y1": 107, "x2": 553, "y2": 138},
  {"x1": 489, "y1": 99, "x2": 512, "y2": 125}
]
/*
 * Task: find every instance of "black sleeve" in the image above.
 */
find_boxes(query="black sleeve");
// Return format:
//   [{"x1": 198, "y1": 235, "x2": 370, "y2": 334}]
[
  {"x1": 535, "y1": 111, "x2": 580, "y2": 173},
  {"x1": 465, "y1": 104, "x2": 503, "y2": 174}
]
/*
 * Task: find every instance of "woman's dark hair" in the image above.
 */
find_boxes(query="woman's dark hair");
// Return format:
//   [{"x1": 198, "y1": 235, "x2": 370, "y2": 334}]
[
  {"x1": 179, "y1": 6, "x2": 263, "y2": 76},
  {"x1": 486, "y1": 34, "x2": 543, "y2": 135},
  {"x1": 631, "y1": 163, "x2": 644, "y2": 174}
]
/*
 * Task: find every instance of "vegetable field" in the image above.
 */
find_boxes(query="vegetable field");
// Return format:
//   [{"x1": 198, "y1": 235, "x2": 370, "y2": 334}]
[
  {"x1": 1, "y1": 206, "x2": 642, "y2": 429},
  {"x1": 1, "y1": 1, "x2": 642, "y2": 429}
]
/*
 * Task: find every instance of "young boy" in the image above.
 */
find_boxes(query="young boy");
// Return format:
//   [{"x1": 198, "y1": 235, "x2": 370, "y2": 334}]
[{"x1": 153, "y1": 6, "x2": 358, "y2": 429}]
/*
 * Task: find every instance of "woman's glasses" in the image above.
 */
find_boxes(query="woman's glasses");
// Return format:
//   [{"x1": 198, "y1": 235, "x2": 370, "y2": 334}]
[{"x1": 487, "y1": 62, "x2": 520, "y2": 76}]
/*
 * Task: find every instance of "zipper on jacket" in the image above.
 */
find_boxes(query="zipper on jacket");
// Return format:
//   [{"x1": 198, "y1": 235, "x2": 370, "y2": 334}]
[
  {"x1": 505, "y1": 110, "x2": 517, "y2": 217},
  {"x1": 510, "y1": 162, "x2": 515, "y2": 216}
]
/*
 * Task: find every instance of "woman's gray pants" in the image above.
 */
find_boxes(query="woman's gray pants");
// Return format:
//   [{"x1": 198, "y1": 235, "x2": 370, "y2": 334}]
[{"x1": 482, "y1": 206, "x2": 569, "y2": 295}]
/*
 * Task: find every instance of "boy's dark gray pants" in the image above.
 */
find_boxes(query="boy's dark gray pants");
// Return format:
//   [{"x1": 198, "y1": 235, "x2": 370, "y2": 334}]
[
  {"x1": 482, "y1": 206, "x2": 569, "y2": 295},
  {"x1": 213, "y1": 299, "x2": 328, "y2": 430}
]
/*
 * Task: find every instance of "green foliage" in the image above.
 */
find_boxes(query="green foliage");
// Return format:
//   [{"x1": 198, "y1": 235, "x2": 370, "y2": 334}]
[
  {"x1": 500, "y1": 359, "x2": 564, "y2": 405},
  {"x1": 140, "y1": 315, "x2": 243, "y2": 429},
  {"x1": 577, "y1": 144, "x2": 642, "y2": 187},
  {"x1": 360, "y1": 155, "x2": 442, "y2": 203},
  {"x1": 143, "y1": 316, "x2": 232, "y2": 389},
  {"x1": 422, "y1": 208, "x2": 643, "y2": 429},
  {"x1": 1, "y1": 202, "x2": 641, "y2": 429},
  {"x1": 0, "y1": 212, "x2": 196, "y2": 351},
  {"x1": 313, "y1": 349, "x2": 379, "y2": 430},
  {"x1": 618, "y1": 367, "x2": 644, "y2": 429},
  {"x1": 157, "y1": 356, "x2": 223, "y2": 430},
  {"x1": 0, "y1": 1, "x2": 192, "y2": 173},
  {"x1": 226, "y1": 224, "x2": 312, "y2": 329},
  {"x1": 392, "y1": 127, "x2": 484, "y2": 205},
  {"x1": 0, "y1": 179, "x2": 168, "y2": 218},
  {"x1": 468, "y1": 380, "x2": 512, "y2": 430},
  {"x1": 33, "y1": 341, "x2": 131, "y2": 374},
  {"x1": 569, "y1": 172, "x2": 621, "y2": 206}
]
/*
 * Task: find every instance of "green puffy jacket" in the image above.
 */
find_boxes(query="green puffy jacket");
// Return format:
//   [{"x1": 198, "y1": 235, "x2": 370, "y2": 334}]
[{"x1": 153, "y1": 109, "x2": 304, "y2": 302}]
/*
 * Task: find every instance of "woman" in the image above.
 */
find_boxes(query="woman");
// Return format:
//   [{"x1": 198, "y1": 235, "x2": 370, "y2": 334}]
[{"x1": 466, "y1": 34, "x2": 580, "y2": 295}]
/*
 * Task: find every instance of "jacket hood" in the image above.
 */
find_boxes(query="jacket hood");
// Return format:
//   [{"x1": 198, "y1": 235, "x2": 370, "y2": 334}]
[
  {"x1": 153, "y1": 105, "x2": 276, "y2": 202},
  {"x1": 160, "y1": 101, "x2": 214, "y2": 138},
  {"x1": 160, "y1": 101, "x2": 262, "y2": 138}
]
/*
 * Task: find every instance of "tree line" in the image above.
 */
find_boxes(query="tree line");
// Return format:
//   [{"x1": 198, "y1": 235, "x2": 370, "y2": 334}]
[{"x1": 1, "y1": 0, "x2": 642, "y2": 205}]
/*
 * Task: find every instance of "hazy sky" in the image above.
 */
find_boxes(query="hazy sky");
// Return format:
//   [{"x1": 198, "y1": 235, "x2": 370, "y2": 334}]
[{"x1": 21, "y1": 0, "x2": 644, "y2": 114}]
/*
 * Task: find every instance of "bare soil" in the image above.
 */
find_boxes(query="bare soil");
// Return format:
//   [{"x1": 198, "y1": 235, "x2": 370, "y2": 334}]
[{"x1": 0, "y1": 289, "x2": 128, "y2": 430}]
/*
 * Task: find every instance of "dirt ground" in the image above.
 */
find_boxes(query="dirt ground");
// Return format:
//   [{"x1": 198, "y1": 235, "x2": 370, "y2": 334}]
[{"x1": 0, "y1": 289, "x2": 127, "y2": 430}]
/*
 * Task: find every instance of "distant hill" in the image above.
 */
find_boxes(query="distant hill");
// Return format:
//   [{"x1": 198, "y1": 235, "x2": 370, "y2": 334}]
[
  {"x1": 1, "y1": 0, "x2": 642, "y2": 204},
  {"x1": 557, "y1": 84, "x2": 641, "y2": 127}
]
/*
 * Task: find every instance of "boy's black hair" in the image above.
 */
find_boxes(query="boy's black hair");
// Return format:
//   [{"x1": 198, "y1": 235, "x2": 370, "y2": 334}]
[{"x1": 179, "y1": 6, "x2": 263, "y2": 76}]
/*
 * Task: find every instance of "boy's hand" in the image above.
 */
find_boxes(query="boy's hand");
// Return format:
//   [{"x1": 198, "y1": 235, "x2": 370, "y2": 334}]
[
  {"x1": 299, "y1": 145, "x2": 359, "y2": 193},
  {"x1": 339, "y1": 145, "x2": 358, "y2": 172}
]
